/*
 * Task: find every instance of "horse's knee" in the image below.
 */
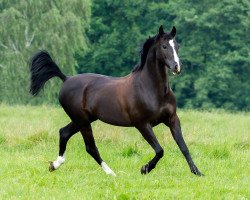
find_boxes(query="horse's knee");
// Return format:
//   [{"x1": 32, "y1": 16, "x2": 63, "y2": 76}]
[{"x1": 157, "y1": 149, "x2": 164, "y2": 158}]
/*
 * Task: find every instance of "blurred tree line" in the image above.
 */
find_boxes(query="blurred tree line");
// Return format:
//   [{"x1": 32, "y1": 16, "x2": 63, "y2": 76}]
[
  {"x1": 0, "y1": 0, "x2": 249, "y2": 111},
  {"x1": 0, "y1": 0, "x2": 91, "y2": 104}
]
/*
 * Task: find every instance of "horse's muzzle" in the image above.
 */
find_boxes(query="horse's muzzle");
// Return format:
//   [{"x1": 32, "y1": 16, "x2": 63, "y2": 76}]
[{"x1": 171, "y1": 64, "x2": 181, "y2": 75}]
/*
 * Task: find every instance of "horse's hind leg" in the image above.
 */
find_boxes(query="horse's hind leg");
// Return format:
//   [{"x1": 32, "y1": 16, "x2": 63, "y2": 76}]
[
  {"x1": 136, "y1": 123, "x2": 164, "y2": 174},
  {"x1": 49, "y1": 122, "x2": 79, "y2": 171},
  {"x1": 80, "y1": 124, "x2": 116, "y2": 176}
]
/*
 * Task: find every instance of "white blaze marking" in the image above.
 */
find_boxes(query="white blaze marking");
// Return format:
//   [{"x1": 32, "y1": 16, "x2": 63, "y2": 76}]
[
  {"x1": 101, "y1": 162, "x2": 116, "y2": 177},
  {"x1": 169, "y1": 39, "x2": 180, "y2": 72},
  {"x1": 52, "y1": 155, "x2": 65, "y2": 169}
]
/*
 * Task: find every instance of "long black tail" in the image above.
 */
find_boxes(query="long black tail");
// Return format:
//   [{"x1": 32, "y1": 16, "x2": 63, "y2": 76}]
[{"x1": 29, "y1": 50, "x2": 67, "y2": 96}]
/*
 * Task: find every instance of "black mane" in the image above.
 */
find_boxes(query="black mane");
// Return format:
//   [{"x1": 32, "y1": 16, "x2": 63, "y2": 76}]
[{"x1": 132, "y1": 36, "x2": 156, "y2": 72}]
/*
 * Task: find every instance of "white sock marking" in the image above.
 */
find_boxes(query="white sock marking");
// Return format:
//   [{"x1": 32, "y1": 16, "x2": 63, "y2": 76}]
[
  {"x1": 101, "y1": 162, "x2": 116, "y2": 177},
  {"x1": 169, "y1": 39, "x2": 180, "y2": 72},
  {"x1": 52, "y1": 155, "x2": 65, "y2": 169}
]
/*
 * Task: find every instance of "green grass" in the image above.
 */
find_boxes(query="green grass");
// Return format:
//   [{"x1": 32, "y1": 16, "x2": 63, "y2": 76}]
[{"x1": 0, "y1": 105, "x2": 249, "y2": 199}]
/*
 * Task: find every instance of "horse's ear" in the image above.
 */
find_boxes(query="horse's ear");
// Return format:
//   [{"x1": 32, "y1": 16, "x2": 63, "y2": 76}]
[
  {"x1": 159, "y1": 25, "x2": 164, "y2": 35},
  {"x1": 170, "y1": 26, "x2": 176, "y2": 38}
]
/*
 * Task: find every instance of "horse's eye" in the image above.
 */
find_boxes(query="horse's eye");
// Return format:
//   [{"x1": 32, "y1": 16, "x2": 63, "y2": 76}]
[{"x1": 163, "y1": 45, "x2": 167, "y2": 49}]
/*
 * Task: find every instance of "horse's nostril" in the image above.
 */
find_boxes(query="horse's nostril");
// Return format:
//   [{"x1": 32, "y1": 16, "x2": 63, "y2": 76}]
[{"x1": 173, "y1": 64, "x2": 181, "y2": 74}]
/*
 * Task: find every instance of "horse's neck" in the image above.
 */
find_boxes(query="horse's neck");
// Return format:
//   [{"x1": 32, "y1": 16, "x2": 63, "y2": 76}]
[{"x1": 139, "y1": 49, "x2": 170, "y2": 95}]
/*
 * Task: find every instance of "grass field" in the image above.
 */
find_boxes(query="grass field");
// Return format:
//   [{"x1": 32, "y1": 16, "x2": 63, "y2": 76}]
[{"x1": 0, "y1": 105, "x2": 249, "y2": 199}]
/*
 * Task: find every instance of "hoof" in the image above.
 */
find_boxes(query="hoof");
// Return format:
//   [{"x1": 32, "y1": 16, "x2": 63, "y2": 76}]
[
  {"x1": 49, "y1": 162, "x2": 56, "y2": 172},
  {"x1": 191, "y1": 166, "x2": 204, "y2": 176},
  {"x1": 194, "y1": 171, "x2": 204, "y2": 176},
  {"x1": 141, "y1": 164, "x2": 149, "y2": 175}
]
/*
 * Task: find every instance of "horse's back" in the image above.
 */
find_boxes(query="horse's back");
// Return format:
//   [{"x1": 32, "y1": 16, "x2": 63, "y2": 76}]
[{"x1": 59, "y1": 73, "x2": 116, "y2": 108}]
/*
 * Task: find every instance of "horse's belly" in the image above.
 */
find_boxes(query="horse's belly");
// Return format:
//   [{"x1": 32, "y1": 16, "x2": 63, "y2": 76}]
[
  {"x1": 99, "y1": 117, "x2": 133, "y2": 127},
  {"x1": 91, "y1": 100, "x2": 132, "y2": 127},
  {"x1": 96, "y1": 108, "x2": 132, "y2": 127}
]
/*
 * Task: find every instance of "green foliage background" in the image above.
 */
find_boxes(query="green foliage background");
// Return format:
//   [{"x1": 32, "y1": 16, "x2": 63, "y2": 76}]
[
  {"x1": 0, "y1": 0, "x2": 91, "y2": 104},
  {"x1": 0, "y1": 0, "x2": 249, "y2": 111}
]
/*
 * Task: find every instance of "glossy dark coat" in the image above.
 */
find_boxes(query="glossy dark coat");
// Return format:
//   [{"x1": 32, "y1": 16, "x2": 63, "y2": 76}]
[{"x1": 30, "y1": 26, "x2": 202, "y2": 176}]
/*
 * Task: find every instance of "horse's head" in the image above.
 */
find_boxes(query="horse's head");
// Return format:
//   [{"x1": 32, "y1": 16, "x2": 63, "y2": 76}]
[{"x1": 156, "y1": 25, "x2": 181, "y2": 75}]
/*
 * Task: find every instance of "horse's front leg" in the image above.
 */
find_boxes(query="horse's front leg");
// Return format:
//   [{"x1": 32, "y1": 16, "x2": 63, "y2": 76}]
[
  {"x1": 136, "y1": 123, "x2": 164, "y2": 174},
  {"x1": 164, "y1": 114, "x2": 203, "y2": 176}
]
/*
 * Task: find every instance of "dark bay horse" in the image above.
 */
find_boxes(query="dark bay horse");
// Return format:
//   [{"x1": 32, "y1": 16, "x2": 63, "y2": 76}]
[{"x1": 30, "y1": 25, "x2": 203, "y2": 176}]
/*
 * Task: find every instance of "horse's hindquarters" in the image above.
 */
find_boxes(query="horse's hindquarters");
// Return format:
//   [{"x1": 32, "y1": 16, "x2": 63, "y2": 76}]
[{"x1": 59, "y1": 74, "x2": 133, "y2": 126}]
